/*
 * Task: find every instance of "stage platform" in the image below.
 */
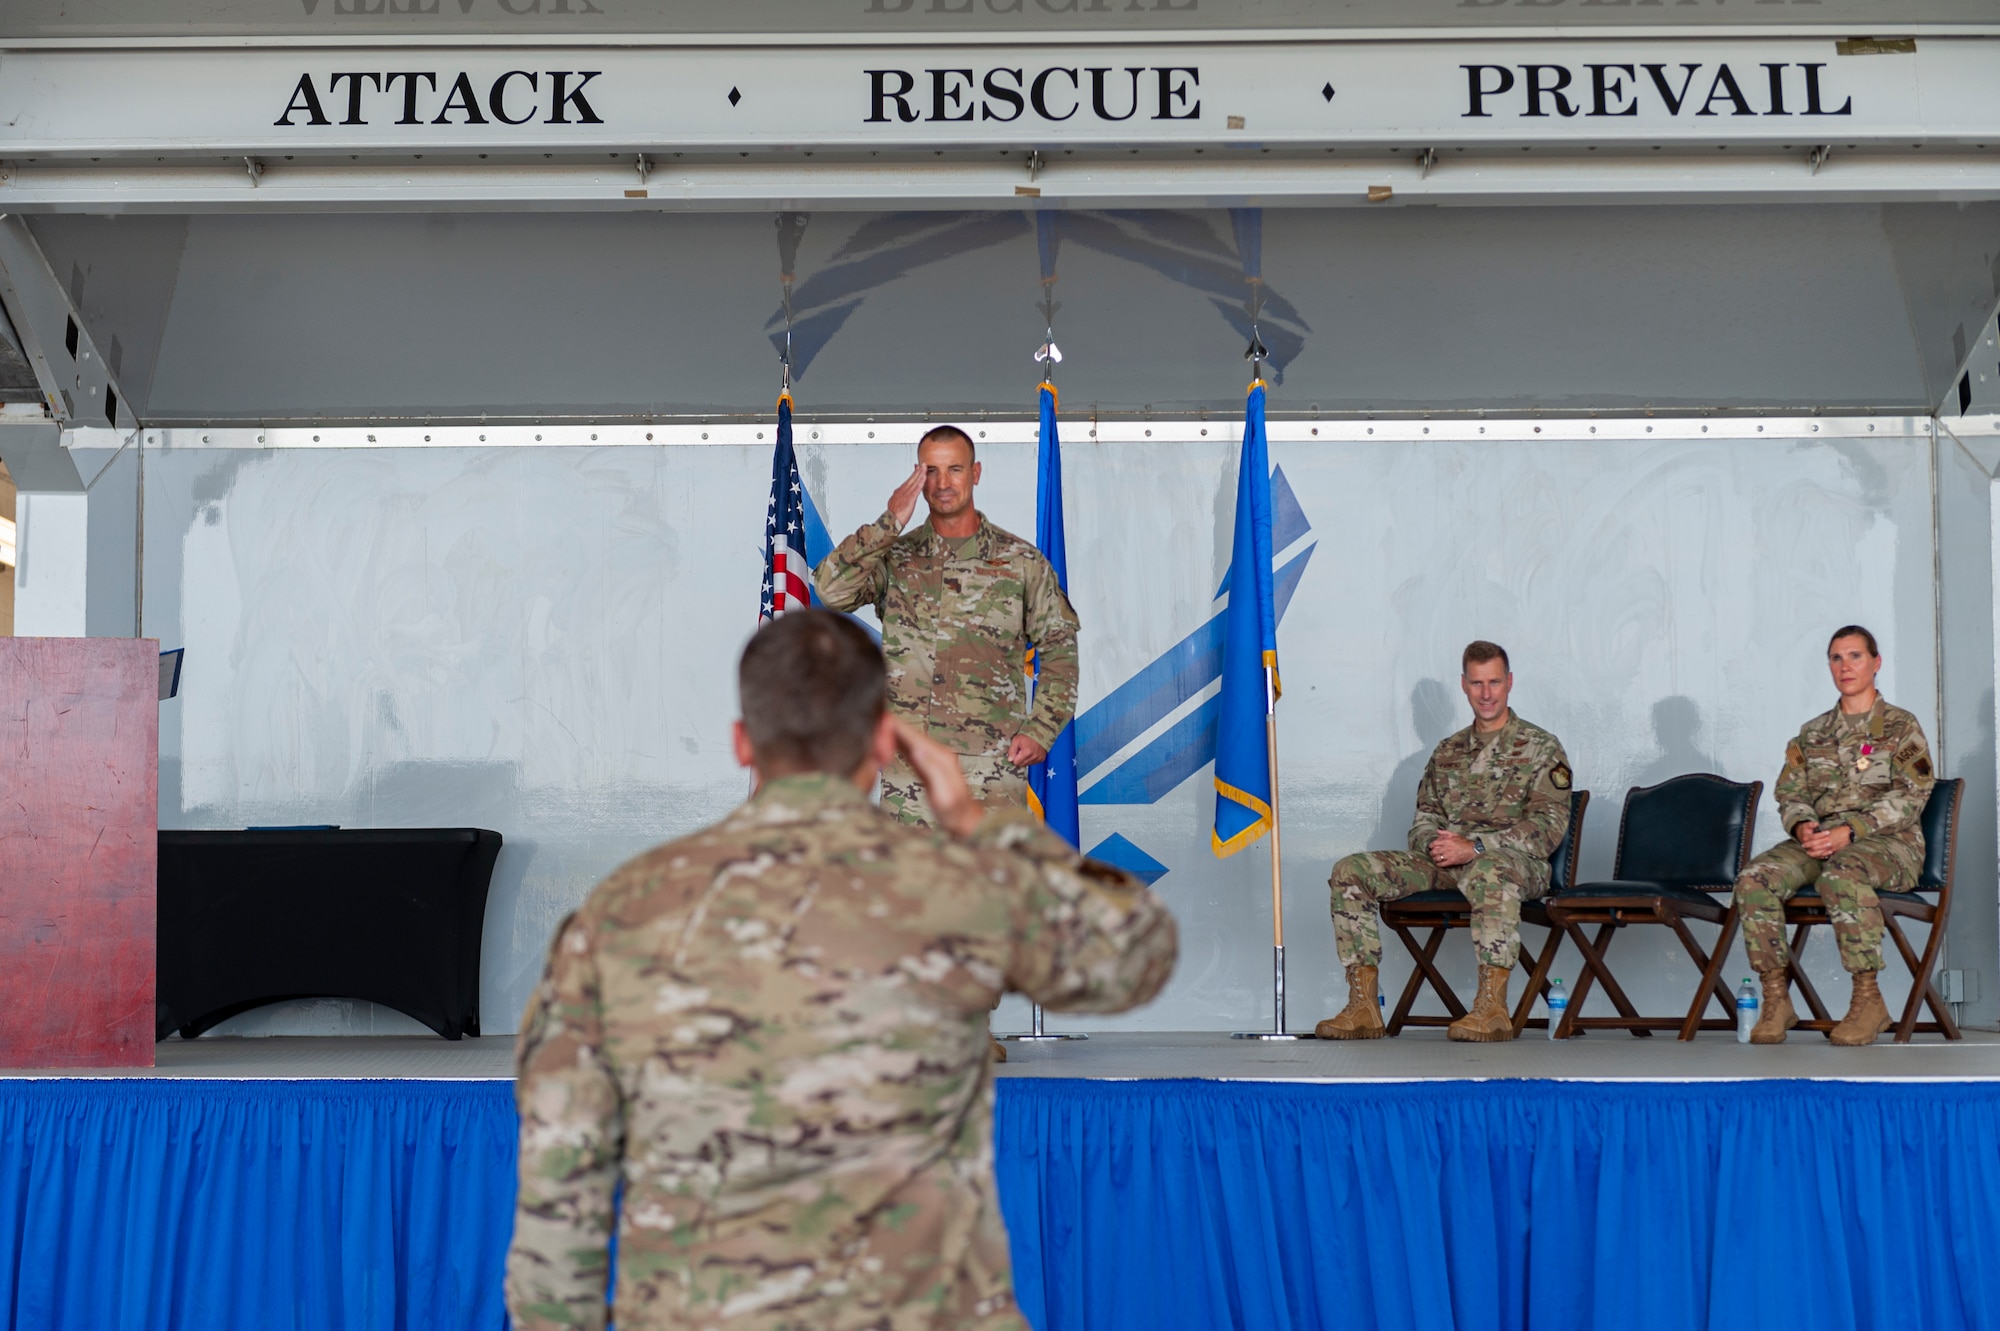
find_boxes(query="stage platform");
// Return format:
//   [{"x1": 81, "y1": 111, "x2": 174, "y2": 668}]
[
  {"x1": 5, "y1": 1033, "x2": 2000, "y2": 1331},
  {"x1": 6, "y1": 1027, "x2": 1999, "y2": 1082}
]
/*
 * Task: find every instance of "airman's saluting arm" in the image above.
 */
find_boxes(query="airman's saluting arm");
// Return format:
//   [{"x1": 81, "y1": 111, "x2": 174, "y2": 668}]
[
  {"x1": 813, "y1": 465, "x2": 926, "y2": 613},
  {"x1": 979, "y1": 813, "x2": 1177, "y2": 1014}
]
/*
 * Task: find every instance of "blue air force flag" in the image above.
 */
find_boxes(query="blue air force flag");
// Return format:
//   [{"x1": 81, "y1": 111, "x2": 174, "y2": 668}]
[
  {"x1": 1027, "y1": 382, "x2": 1081, "y2": 847},
  {"x1": 1212, "y1": 381, "x2": 1281, "y2": 856}
]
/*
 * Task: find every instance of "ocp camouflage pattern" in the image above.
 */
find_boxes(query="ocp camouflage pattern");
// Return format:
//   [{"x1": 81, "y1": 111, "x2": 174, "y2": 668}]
[
  {"x1": 1736, "y1": 697, "x2": 1933, "y2": 974},
  {"x1": 1326, "y1": 710, "x2": 1573, "y2": 970},
  {"x1": 505, "y1": 772, "x2": 1177, "y2": 1331},
  {"x1": 1330, "y1": 846, "x2": 1554, "y2": 970},
  {"x1": 814, "y1": 512, "x2": 1079, "y2": 757},
  {"x1": 877, "y1": 752, "x2": 1026, "y2": 829},
  {"x1": 1773, "y1": 697, "x2": 1933, "y2": 852},
  {"x1": 1408, "y1": 710, "x2": 1573, "y2": 861}
]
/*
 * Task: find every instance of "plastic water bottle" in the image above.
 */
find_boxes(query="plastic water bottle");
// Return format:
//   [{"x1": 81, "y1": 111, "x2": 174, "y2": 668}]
[
  {"x1": 1736, "y1": 978, "x2": 1759, "y2": 1044},
  {"x1": 1546, "y1": 979, "x2": 1568, "y2": 1040}
]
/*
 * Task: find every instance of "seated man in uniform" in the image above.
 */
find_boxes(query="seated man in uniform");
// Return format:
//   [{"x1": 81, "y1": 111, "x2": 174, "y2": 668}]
[
  {"x1": 1737, "y1": 624, "x2": 1933, "y2": 1046},
  {"x1": 1318, "y1": 640, "x2": 1573, "y2": 1043},
  {"x1": 506, "y1": 610, "x2": 1178, "y2": 1331}
]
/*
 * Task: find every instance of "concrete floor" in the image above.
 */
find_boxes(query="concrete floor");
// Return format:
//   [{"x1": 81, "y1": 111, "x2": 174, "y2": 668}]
[{"x1": 7, "y1": 1029, "x2": 2000, "y2": 1082}]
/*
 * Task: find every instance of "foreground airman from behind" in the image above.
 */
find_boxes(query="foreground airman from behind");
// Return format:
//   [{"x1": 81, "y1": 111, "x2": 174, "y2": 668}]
[
  {"x1": 506, "y1": 610, "x2": 1177, "y2": 1331},
  {"x1": 1319, "y1": 641, "x2": 1573, "y2": 1043},
  {"x1": 1735, "y1": 625, "x2": 1934, "y2": 1047}
]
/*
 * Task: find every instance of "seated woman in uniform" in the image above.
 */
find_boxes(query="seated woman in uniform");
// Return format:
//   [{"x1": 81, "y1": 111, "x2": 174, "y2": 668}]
[{"x1": 1735, "y1": 625, "x2": 1934, "y2": 1046}]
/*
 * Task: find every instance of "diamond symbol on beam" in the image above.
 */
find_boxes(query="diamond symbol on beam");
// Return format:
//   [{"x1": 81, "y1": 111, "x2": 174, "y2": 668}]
[
  {"x1": 728, "y1": 87, "x2": 742, "y2": 106},
  {"x1": 1322, "y1": 82, "x2": 1335, "y2": 102}
]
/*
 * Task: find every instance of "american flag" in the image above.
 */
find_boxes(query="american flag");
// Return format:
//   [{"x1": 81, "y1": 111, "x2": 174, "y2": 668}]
[{"x1": 760, "y1": 393, "x2": 813, "y2": 620}]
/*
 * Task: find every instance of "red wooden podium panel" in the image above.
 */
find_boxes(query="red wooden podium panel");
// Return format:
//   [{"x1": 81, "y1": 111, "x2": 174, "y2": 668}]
[{"x1": 0, "y1": 638, "x2": 158, "y2": 1067}]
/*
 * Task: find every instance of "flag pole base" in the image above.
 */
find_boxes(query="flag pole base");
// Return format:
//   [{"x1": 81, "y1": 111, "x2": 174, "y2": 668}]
[
  {"x1": 1232, "y1": 944, "x2": 1314, "y2": 1039},
  {"x1": 1002, "y1": 1003, "x2": 1089, "y2": 1042}
]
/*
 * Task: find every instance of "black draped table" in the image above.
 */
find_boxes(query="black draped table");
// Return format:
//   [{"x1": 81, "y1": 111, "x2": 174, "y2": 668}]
[{"x1": 157, "y1": 828, "x2": 503, "y2": 1041}]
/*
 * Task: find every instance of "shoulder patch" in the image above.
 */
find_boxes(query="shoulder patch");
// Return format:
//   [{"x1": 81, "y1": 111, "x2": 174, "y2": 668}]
[
  {"x1": 1785, "y1": 740, "x2": 1804, "y2": 767},
  {"x1": 1912, "y1": 755, "x2": 1933, "y2": 778},
  {"x1": 1550, "y1": 763, "x2": 1572, "y2": 790}
]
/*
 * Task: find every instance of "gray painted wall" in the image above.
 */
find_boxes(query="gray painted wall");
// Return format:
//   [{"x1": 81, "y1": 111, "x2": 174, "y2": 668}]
[
  {"x1": 28, "y1": 203, "x2": 2000, "y2": 422},
  {"x1": 1939, "y1": 423, "x2": 2000, "y2": 1028},
  {"x1": 120, "y1": 424, "x2": 1948, "y2": 1037}
]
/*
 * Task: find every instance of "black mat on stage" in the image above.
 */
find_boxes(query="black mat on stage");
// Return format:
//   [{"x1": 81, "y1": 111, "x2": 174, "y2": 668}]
[{"x1": 156, "y1": 828, "x2": 502, "y2": 1041}]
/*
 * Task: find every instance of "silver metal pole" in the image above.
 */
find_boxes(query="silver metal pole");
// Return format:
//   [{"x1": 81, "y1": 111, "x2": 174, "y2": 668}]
[
  {"x1": 1235, "y1": 665, "x2": 1310, "y2": 1040},
  {"x1": 1275, "y1": 944, "x2": 1286, "y2": 1033},
  {"x1": 1005, "y1": 1001, "x2": 1088, "y2": 1043}
]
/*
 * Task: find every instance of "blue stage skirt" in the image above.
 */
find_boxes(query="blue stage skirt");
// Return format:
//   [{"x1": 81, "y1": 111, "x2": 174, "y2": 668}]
[{"x1": 3, "y1": 1076, "x2": 1998, "y2": 1330}]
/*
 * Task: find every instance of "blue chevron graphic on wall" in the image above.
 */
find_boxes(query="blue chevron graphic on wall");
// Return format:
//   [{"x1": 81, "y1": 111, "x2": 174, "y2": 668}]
[{"x1": 1076, "y1": 465, "x2": 1314, "y2": 807}]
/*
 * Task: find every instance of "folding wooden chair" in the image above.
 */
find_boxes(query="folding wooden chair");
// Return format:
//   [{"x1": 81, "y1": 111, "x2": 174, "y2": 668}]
[
  {"x1": 1766, "y1": 777, "x2": 1964, "y2": 1043},
  {"x1": 1540, "y1": 774, "x2": 1761, "y2": 1040},
  {"x1": 1382, "y1": 789, "x2": 1590, "y2": 1037}
]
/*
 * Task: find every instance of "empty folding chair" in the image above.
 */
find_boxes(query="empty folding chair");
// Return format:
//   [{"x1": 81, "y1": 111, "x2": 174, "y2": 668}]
[{"x1": 1541, "y1": 774, "x2": 1761, "y2": 1039}]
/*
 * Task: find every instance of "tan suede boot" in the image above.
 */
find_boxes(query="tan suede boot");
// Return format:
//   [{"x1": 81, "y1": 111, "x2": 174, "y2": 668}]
[
  {"x1": 991, "y1": 1038, "x2": 1007, "y2": 1063},
  {"x1": 1750, "y1": 969, "x2": 1797, "y2": 1045},
  {"x1": 1830, "y1": 971, "x2": 1892, "y2": 1046},
  {"x1": 1447, "y1": 965, "x2": 1516, "y2": 1042},
  {"x1": 1314, "y1": 964, "x2": 1386, "y2": 1040}
]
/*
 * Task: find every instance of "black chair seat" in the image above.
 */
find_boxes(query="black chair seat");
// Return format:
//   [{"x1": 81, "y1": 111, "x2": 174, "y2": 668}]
[
  {"x1": 1394, "y1": 889, "x2": 1471, "y2": 906},
  {"x1": 1792, "y1": 879, "x2": 1928, "y2": 911},
  {"x1": 1558, "y1": 882, "x2": 1731, "y2": 911},
  {"x1": 1379, "y1": 790, "x2": 1590, "y2": 1037},
  {"x1": 1773, "y1": 779, "x2": 1964, "y2": 1042},
  {"x1": 1542, "y1": 773, "x2": 1762, "y2": 1039},
  {"x1": 1390, "y1": 887, "x2": 1566, "y2": 910},
  {"x1": 1790, "y1": 884, "x2": 1927, "y2": 908}
]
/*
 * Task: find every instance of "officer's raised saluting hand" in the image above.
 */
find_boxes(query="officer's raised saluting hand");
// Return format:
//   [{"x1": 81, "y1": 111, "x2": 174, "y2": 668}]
[{"x1": 887, "y1": 464, "x2": 925, "y2": 531}]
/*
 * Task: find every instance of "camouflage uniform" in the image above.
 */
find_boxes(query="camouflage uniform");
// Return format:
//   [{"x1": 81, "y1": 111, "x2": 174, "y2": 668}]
[
  {"x1": 1329, "y1": 710, "x2": 1572, "y2": 970},
  {"x1": 814, "y1": 512, "x2": 1078, "y2": 826},
  {"x1": 506, "y1": 773, "x2": 1176, "y2": 1331},
  {"x1": 1735, "y1": 698, "x2": 1933, "y2": 974}
]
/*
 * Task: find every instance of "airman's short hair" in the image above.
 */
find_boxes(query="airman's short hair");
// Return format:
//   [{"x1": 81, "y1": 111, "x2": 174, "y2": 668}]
[
  {"x1": 1828, "y1": 624, "x2": 1880, "y2": 658},
  {"x1": 1462, "y1": 640, "x2": 1510, "y2": 673},
  {"x1": 918, "y1": 425, "x2": 975, "y2": 461},
  {"x1": 739, "y1": 611, "x2": 886, "y2": 774}
]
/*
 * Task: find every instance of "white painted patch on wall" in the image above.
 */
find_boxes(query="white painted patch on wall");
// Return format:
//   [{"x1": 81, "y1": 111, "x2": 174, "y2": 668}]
[{"x1": 14, "y1": 491, "x2": 87, "y2": 637}]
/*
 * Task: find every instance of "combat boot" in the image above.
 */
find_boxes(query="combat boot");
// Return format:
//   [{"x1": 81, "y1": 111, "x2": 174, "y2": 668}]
[
  {"x1": 1447, "y1": 965, "x2": 1516, "y2": 1042},
  {"x1": 1830, "y1": 971, "x2": 1892, "y2": 1046},
  {"x1": 1314, "y1": 964, "x2": 1385, "y2": 1040},
  {"x1": 1750, "y1": 969, "x2": 1797, "y2": 1045},
  {"x1": 991, "y1": 1038, "x2": 1007, "y2": 1063}
]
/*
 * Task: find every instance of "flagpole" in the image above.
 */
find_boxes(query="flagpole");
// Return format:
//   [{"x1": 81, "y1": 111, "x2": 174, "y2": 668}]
[
  {"x1": 1235, "y1": 662, "x2": 1307, "y2": 1038},
  {"x1": 1266, "y1": 671, "x2": 1286, "y2": 1035},
  {"x1": 1225, "y1": 236, "x2": 1309, "y2": 1040},
  {"x1": 1004, "y1": 248, "x2": 1088, "y2": 1046}
]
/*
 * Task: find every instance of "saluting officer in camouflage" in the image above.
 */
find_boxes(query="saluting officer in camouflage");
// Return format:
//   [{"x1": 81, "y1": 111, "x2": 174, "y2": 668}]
[
  {"x1": 814, "y1": 425, "x2": 1078, "y2": 827},
  {"x1": 506, "y1": 611, "x2": 1176, "y2": 1331},
  {"x1": 1737, "y1": 625, "x2": 1933, "y2": 1047},
  {"x1": 1318, "y1": 641, "x2": 1573, "y2": 1043}
]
